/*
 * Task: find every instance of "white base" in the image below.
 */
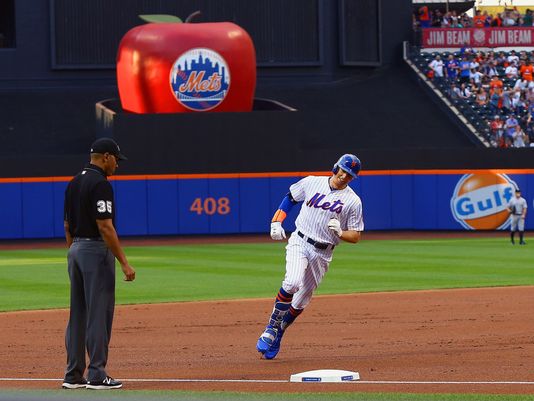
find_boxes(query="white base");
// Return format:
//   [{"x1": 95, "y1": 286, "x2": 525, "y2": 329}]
[{"x1": 289, "y1": 369, "x2": 360, "y2": 383}]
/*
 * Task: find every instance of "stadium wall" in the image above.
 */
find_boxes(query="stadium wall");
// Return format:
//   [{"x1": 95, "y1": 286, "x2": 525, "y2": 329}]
[{"x1": 1, "y1": 170, "x2": 532, "y2": 239}]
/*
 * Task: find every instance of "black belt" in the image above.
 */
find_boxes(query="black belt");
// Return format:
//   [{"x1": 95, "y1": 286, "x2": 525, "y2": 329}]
[
  {"x1": 73, "y1": 237, "x2": 103, "y2": 242},
  {"x1": 297, "y1": 231, "x2": 334, "y2": 250}
]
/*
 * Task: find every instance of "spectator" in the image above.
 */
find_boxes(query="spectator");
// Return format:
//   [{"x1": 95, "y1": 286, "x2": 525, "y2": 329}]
[
  {"x1": 449, "y1": 83, "x2": 461, "y2": 99},
  {"x1": 481, "y1": 75, "x2": 492, "y2": 92},
  {"x1": 459, "y1": 57, "x2": 472, "y2": 83},
  {"x1": 445, "y1": 54, "x2": 459, "y2": 82},
  {"x1": 505, "y1": 61, "x2": 519, "y2": 79},
  {"x1": 432, "y1": 9, "x2": 444, "y2": 27},
  {"x1": 473, "y1": 10, "x2": 486, "y2": 27},
  {"x1": 503, "y1": 10, "x2": 517, "y2": 26},
  {"x1": 458, "y1": 82, "x2": 472, "y2": 99},
  {"x1": 428, "y1": 55, "x2": 444, "y2": 78},
  {"x1": 523, "y1": 8, "x2": 533, "y2": 26},
  {"x1": 460, "y1": 12, "x2": 472, "y2": 27},
  {"x1": 419, "y1": 5, "x2": 431, "y2": 28},
  {"x1": 514, "y1": 77, "x2": 529, "y2": 91},
  {"x1": 475, "y1": 88, "x2": 488, "y2": 106},
  {"x1": 460, "y1": 43, "x2": 474, "y2": 57},
  {"x1": 502, "y1": 90, "x2": 513, "y2": 114},
  {"x1": 496, "y1": 51, "x2": 507, "y2": 66},
  {"x1": 512, "y1": 124, "x2": 528, "y2": 147},
  {"x1": 489, "y1": 75, "x2": 504, "y2": 94},
  {"x1": 505, "y1": 114, "x2": 519, "y2": 140},
  {"x1": 520, "y1": 59, "x2": 534, "y2": 81},
  {"x1": 482, "y1": 61, "x2": 498, "y2": 78},
  {"x1": 469, "y1": 57, "x2": 480, "y2": 71},
  {"x1": 489, "y1": 88, "x2": 502, "y2": 114},
  {"x1": 484, "y1": 11, "x2": 493, "y2": 27},
  {"x1": 508, "y1": 50, "x2": 520, "y2": 65},
  {"x1": 490, "y1": 115, "x2": 505, "y2": 142},
  {"x1": 522, "y1": 112, "x2": 534, "y2": 143},
  {"x1": 471, "y1": 68, "x2": 484, "y2": 85},
  {"x1": 511, "y1": 88, "x2": 523, "y2": 111},
  {"x1": 491, "y1": 12, "x2": 503, "y2": 27}
]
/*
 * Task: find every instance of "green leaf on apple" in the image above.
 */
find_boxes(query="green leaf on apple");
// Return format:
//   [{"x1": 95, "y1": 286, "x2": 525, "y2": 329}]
[{"x1": 139, "y1": 14, "x2": 183, "y2": 23}]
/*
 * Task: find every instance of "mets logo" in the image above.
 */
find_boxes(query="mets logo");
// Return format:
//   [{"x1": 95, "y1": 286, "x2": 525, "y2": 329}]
[
  {"x1": 450, "y1": 173, "x2": 516, "y2": 230},
  {"x1": 169, "y1": 48, "x2": 230, "y2": 111}
]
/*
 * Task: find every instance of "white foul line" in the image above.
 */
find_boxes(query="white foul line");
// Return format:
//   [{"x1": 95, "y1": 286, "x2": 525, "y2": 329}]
[{"x1": 1, "y1": 377, "x2": 534, "y2": 385}]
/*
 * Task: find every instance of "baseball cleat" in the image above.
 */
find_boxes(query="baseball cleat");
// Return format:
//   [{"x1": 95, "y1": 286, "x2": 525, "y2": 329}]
[
  {"x1": 264, "y1": 329, "x2": 285, "y2": 359},
  {"x1": 256, "y1": 325, "x2": 278, "y2": 354},
  {"x1": 62, "y1": 378, "x2": 87, "y2": 389}
]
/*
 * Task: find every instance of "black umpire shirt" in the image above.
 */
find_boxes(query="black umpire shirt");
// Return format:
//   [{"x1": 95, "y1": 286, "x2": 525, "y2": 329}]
[{"x1": 64, "y1": 164, "x2": 115, "y2": 238}]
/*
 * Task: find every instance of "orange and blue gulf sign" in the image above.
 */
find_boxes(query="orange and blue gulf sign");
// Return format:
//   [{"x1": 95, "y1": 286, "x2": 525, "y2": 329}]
[{"x1": 450, "y1": 173, "x2": 517, "y2": 230}]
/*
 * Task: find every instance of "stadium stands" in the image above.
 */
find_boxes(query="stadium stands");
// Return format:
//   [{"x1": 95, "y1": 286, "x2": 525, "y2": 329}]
[{"x1": 408, "y1": 46, "x2": 534, "y2": 148}]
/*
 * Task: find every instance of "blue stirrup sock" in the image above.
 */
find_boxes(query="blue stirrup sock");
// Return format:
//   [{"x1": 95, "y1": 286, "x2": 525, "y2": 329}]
[
  {"x1": 268, "y1": 288, "x2": 293, "y2": 328},
  {"x1": 281, "y1": 306, "x2": 303, "y2": 331}
]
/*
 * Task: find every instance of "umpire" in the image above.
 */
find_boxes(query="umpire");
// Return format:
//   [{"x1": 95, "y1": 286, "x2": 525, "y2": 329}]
[{"x1": 62, "y1": 138, "x2": 135, "y2": 390}]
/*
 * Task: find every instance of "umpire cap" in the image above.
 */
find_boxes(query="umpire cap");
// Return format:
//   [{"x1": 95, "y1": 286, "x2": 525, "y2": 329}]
[{"x1": 90, "y1": 138, "x2": 128, "y2": 160}]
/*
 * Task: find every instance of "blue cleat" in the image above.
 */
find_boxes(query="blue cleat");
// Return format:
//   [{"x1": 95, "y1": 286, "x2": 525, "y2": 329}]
[
  {"x1": 256, "y1": 326, "x2": 278, "y2": 354},
  {"x1": 264, "y1": 329, "x2": 285, "y2": 359}
]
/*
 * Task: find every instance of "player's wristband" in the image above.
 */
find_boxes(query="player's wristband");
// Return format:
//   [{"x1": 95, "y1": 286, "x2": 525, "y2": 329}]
[{"x1": 271, "y1": 193, "x2": 297, "y2": 223}]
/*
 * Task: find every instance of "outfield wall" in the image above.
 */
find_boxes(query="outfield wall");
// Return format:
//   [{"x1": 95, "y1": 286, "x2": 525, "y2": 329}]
[{"x1": 0, "y1": 170, "x2": 532, "y2": 239}]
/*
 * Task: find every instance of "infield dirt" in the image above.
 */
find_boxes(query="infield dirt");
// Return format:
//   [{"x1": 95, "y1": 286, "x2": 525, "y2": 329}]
[{"x1": 0, "y1": 286, "x2": 533, "y2": 394}]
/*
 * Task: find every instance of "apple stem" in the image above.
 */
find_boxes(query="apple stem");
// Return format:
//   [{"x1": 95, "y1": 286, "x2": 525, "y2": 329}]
[{"x1": 185, "y1": 10, "x2": 202, "y2": 23}]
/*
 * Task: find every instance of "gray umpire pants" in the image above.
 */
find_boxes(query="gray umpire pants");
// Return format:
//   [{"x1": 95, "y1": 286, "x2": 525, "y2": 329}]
[{"x1": 65, "y1": 240, "x2": 115, "y2": 382}]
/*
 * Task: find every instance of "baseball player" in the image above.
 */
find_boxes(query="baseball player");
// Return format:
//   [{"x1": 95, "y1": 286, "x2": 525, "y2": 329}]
[
  {"x1": 508, "y1": 188, "x2": 527, "y2": 245},
  {"x1": 256, "y1": 154, "x2": 364, "y2": 359}
]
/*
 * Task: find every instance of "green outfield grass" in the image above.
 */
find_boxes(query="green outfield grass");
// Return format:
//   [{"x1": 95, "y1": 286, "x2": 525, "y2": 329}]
[{"x1": 0, "y1": 237, "x2": 532, "y2": 312}]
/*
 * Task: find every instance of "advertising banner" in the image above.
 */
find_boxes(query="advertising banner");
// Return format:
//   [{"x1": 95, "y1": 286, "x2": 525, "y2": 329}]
[{"x1": 422, "y1": 27, "x2": 534, "y2": 48}]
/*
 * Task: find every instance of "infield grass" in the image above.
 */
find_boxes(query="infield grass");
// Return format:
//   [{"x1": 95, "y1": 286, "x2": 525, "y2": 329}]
[
  {"x1": 1, "y1": 389, "x2": 534, "y2": 401},
  {"x1": 0, "y1": 237, "x2": 533, "y2": 312}
]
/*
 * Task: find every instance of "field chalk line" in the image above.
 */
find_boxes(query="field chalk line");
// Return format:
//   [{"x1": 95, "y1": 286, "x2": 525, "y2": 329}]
[{"x1": 1, "y1": 378, "x2": 534, "y2": 385}]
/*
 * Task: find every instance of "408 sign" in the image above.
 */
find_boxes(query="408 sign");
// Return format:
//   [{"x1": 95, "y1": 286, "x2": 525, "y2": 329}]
[{"x1": 190, "y1": 197, "x2": 230, "y2": 216}]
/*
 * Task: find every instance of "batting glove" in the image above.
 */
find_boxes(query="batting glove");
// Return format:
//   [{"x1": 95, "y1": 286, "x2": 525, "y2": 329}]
[
  {"x1": 270, "y1": 222, "x2": 286, "y2": 240},
  {"x1": 327, "y1": 218, "x2": 342, "y2": 237}
]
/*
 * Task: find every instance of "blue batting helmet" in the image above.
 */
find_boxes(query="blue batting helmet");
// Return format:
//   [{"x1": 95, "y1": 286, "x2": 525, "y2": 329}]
[{"x1": 332, "y1": 154, "x2": 361, "y2": 178}]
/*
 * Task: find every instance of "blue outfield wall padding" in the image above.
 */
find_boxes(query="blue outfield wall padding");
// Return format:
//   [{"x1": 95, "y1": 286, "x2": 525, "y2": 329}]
[
  {"x1": 114, "y1": 180, "x2": 148, "y2": 236},
  {"x1": 437, "y1": 175, "x2": 463, "y2": 229},
  {"x1": 22, "y1": 182, "x2": 55, "y2": 238},
  {"x1": 0, "y1": 182, "x2": 23, "y2": 239},
  {"x1": 53, "y1": 181, "x2": 69, "y2": 238},
  {"x1": 359, "y1": 175, "x2": 392, "y2": 230},
  {"x1": 390, "y1": 174, "x2": 413, "y2": 229},
  {"x1": 239, "y1": 178, "x2": 270, "y2": 233},
  {"x1": 178, "y1": 178, "x2": 209, "y2": 234},
  {"x1": 147, "y1": 179, "x2": 179, "y2": 235},
  {"x1": 208, "y1": 178, "x2": 240, "y2": 234},
  {"x1": 3, "y1": 171, "x2": 534, "y2": 239},
  {"x1": 413, "y1": 174, "x2": 439, "y2": 230}
]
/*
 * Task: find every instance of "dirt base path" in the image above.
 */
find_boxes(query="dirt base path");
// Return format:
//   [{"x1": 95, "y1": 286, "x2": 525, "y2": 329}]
[{"x1": 1, "y1": 286, "x2": 533, "y2": 394}]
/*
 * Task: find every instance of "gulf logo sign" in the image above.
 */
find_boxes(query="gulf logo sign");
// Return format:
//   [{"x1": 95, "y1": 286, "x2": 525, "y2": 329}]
[
  {"x1": 170, "y1": 48, "x2": 230, "y2": 111},
  {"x1": 450, "y1": 173, "x2": 516, "y2": 230}
]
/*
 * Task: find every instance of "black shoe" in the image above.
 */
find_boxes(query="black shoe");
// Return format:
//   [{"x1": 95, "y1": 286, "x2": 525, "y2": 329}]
[
  {"x1": 62, "y1": 378, "x2": 87, "y2": 389},
  {"x1": 86, "y1": 376, "x2": 122, "y2": 390},
  {"x1": 511, "y1": 240, "x2": 515, "y2": 245},
  {"x1": 520, "y1": 241, "x2": 526, "y2": 245}
]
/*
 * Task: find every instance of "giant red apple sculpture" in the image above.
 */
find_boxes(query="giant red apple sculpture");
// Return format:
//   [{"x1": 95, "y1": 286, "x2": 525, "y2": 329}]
[{"x1": 117, "y1": 14, "x2": 256, "y2": 113}]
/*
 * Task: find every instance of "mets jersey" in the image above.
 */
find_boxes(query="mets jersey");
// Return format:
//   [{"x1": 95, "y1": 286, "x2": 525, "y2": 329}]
[{"x1": 290, "y1": 176, "x2": 364, "y2": 245}]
